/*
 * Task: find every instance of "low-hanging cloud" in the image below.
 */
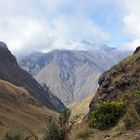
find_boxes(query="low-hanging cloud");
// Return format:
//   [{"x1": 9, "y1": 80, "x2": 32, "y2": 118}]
[
  {"x1": 122, "y1": 0, "x2": 140, "y2": 50},
  {"x1": 0, "y1": 16, "x2": 110, "y2": 54},
  {"x1": 0, "y1": 0, "x2": 139, "y2": 54}
]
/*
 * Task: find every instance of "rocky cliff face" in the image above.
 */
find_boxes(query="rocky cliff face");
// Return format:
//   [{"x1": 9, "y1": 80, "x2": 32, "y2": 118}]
[
  {"x1": 0, "y1": 42, "x2": 65, "y2": 112},
  {"x1": 89, "y1": 46, "x2": 140, "y2": 110},
  {"x1": 19, "y1": 44, "x2": 131, "y2": 105}
]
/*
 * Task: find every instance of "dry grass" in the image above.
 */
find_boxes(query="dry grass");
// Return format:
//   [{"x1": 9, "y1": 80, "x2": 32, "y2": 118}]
[
  {"x1": 0, "y1": 79, "x2": 58, "y2": 139},
  {"x1": 68, "y1": 95, "x2": 93, "y2": 122},
  {"x1": 68, "y1": 118, "x2": 140, "y2": 140},
  {"x1": 0, "y1": 79, "x2": 29, "y2": 96},
  {"x1": 68, "y1": 122, "x2": 92, "y2": 140}
]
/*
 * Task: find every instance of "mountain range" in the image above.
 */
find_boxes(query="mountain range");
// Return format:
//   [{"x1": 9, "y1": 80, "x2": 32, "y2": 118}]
[
  {"x1": 19, "y1": 42, "x2": 131, "y2": 105},
  {"x1": 0, "y1": 40, "x2": 139, "y2": 139}
]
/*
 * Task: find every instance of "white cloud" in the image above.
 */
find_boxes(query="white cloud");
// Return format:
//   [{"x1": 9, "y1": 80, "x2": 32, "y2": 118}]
[
  {"x1": 0, "y1": 17, "x2": 110, "y2": 54},
  {"x1": 50, "y1": 16, "x2": 110, "y2": 43},
  {"x1": 123, "y1": 39, "x2": 140, "y2": 50},
  {"x1": 0, "y1": 17, "x2": 50, "y2": 53},
  {"x1": 1, "y1": 0, "x2": 140, "y2": 53},
  {"x1": 41, "y1": 0, "x2": 68, "y2": 12},
  {"x1": 0, "y1": 0, "x2": 113, "y2": 54},
  {"x1": 122, "y1": 0, "x2": 140, "y2": 50}
]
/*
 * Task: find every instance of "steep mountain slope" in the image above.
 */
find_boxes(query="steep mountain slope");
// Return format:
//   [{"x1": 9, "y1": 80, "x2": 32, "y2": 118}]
[
  {"x1": 90, "y1": 46, "x2": 140, "y2": 109},
  {"x1": 34, "y1": 50, "x2": 101, "y2": 105},
  {"x1": 0, "y1": 42, "x2": 65, "y2": 112},
  {"x1": 87, "y1": 47, "x2": 140, "y2": 140},
  {"x1": 0, "y1": 42, "x2": 66, "y2": 137},
  {"x1": 20, "y1": 43, "x2": 131, "y2": 105},
  {"x1": 0, "y1": 79, "x2": 58, "y2": 137}
]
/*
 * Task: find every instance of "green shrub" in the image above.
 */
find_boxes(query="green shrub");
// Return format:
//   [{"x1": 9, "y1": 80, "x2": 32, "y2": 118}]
[
  {"x1": 122, "y1": 90, "x2": 140, "y2": 129},
  {"x1": 76, "y1": 127, "x2": 92, "y2": 140},
  {"x1": 3, "y1": 129, "x2": 38, "y2": 140},
  {"x1": 44, "y1": 118, "x2": 62, "y2": 140},
  {"x1": 44, "y1": 109, "x2": 71, "y2": 140},
  {"x1": 3, "y1": 129, "x2": 24, "y2": 140},
  {"x1": 124, "y1": 107, "x2": 140, "y2": 130},
  {"x1": 89, "y1": 101, "x2": 125, "y2": 129}
]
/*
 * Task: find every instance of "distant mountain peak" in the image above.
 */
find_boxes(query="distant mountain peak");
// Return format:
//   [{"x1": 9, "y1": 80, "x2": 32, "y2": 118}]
[{"x1": 19, "y1": 48, "x2": 131, "y2": 105}]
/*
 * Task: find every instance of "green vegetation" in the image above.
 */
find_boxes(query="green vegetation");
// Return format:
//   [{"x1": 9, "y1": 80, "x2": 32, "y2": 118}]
[
  {"x1": 44, "y1": 118, "x2": 62, "y2": 140},
  {"x1": 3, "y1": 110, "x2": 71, "y2": 140},
  {"x1": 3, "y1": 129, "x2": 25, "y2": 140},
  {"x1": 3, "y1": 91, "x2": 140, "y2": 140},
  {"x1": 3, "y1": 129, "x2": 38, "y2": 140},
  {"x1": 44, "y1": 109, "x2": 71, "y2": 140},
  {"x1": 76, "y1": 127, "x2": 92, "y2": 140},
  {"x1": 124, "y1": 109, "x2": 139, "y2": 130},
  {"x1": 89, "y1": 101, "x2": 125, "y2": 129},
  {"x1": 123, "y1": 91, "x2": 140, "y2": 129}
]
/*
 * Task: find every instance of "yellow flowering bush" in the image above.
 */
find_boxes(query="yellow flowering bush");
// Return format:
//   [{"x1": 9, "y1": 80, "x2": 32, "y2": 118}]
[{"x1": 89, "y1": 101, "x2": 125, "y2": 129}]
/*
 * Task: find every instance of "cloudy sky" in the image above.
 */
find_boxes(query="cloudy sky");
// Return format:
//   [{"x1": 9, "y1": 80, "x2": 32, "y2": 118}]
[{"x1": 0, "y1": 0, "x2": 140, "y2": 54}]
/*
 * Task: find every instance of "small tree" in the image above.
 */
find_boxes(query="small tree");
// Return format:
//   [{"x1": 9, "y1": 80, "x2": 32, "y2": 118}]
[
  {"x1": 59, "y1": 109, "x2": 71, "y2": 139},
  {"x1": 3, "y1": 129, "x2": 24, "y2": 140},
  {"x1": 44, "y1": 117, "x2": 62, "y2": 140},
  {"x1": 44, "y1": 109, "x2": 71, "y2": 140},
  {"x1": 3, "y1": 129, "x2": 38, "y2": 140}
]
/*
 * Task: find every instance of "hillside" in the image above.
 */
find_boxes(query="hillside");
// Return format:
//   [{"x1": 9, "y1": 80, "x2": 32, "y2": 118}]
[
  {"x1": 69, "y1": 94, "x2": 93, "y2": 123},
  {"x1": 0, "y1": 42, "x2": 65, "y2": 112},
  {"x1": 19, "y1": 43, "x2": 131, "y2": 105},
  {"x1": 0, "y1": 42, "x2": 65, "y2": 137},
  {"x1": 0, "y1": 79, "x2": 58, "y2": 138},
  {"x1": 85, "y1": 46, "x2": 140, "y2": 140},
  {"x1": 90, "y1": 46, "x2": 140, "y2": 109}
]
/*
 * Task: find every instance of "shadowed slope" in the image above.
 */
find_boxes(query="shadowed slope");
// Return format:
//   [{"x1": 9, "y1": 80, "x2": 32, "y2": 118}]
[
  {"x1": 0, "y1": 42, "x2": 65, "y2": 112},
  {"x1": 0, "y1": 79, "x2": 58, "y2": 138}
]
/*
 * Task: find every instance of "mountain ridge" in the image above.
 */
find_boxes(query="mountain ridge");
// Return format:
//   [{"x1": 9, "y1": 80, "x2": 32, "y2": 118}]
[
  {"x1": 19, "y1": 44, "x2": 131, "y2": 105},
  {"x1": 68, "y1": 46, "x2": 140, "y2": 140},
  {"x1": 0, "y1": 42, "x2": 65, "y2": 112},
  {"x1": 85, "y1": 46, "x2": 140, "y2": 140},
  {"x1": 0, "y1": 42, "x2": 66, "y2": 136},
  {"x1": 90, "y1": 46, "x2": 140, "y2": 109}
]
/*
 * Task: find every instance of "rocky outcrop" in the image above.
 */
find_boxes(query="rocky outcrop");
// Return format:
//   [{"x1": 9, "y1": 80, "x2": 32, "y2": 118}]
[
  {"x1": 134, "y1": 46, "x2": 140, "y2": 54},
  {"x1": 89, "y1": 46, "x2": 140, "y2": 110}
]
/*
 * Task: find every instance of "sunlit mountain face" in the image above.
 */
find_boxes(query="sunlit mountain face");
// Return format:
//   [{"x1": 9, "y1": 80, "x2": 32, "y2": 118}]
[{"x1": 19, "y1": 43, "x2": 131, "y2": 105}]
